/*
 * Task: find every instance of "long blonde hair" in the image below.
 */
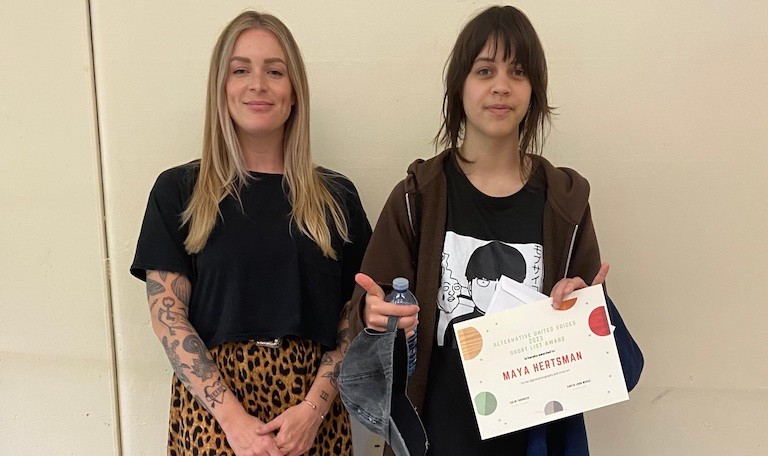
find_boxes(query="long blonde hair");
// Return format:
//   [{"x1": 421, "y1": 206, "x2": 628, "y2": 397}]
[{"x1": 182, "y1": 11, "x2": 349, "y2": 258}]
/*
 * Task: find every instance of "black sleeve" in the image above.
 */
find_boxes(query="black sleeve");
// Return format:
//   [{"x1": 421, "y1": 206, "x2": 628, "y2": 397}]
[
  {"x1": 339, "y1": 178, "x2": 372, "y2": 306},
  {"x1": 605, "y1": 294, "x2": 644, "y2": 391},
  {"x1": 130, "y1": 167, "x2": 194, "y2": 281}
]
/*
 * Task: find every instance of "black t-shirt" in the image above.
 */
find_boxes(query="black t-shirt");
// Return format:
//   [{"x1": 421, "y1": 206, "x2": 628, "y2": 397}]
[
  {"x1": 423, "y1": 157, "x2": 545, "y2": 455},
  {"x1": 130, "y1": 161, "x2": 371, "y2": 349}
]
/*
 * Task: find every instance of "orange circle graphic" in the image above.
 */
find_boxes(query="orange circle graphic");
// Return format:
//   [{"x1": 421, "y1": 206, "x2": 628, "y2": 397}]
[{"x1": 457, "y1": 327, "x2": 483, "y2": 360}]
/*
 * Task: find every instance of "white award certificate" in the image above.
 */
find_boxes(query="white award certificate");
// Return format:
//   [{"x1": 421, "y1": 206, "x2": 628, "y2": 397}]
[{"x1": 453, "y1": 284, "x2": 628, "y2": 440}]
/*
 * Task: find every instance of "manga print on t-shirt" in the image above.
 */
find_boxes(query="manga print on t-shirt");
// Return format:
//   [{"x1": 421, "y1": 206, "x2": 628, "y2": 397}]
[
  {"x1": 438, "y1": 252, "x2": 465, "y2": 314},
  {"x1": 436, "y1": 231, "x2": 543, "y2": 347}
]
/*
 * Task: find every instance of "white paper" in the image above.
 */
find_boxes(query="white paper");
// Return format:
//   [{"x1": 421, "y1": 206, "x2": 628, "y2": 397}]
[
  {"x1": 453, "y1": 284, "x2": 628, "y2": 439},
  {"x1": 485, "y1": 275, "x2": 548, "y2": 314}
]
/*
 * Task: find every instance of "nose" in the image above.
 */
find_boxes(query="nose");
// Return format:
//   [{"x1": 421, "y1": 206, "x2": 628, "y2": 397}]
[
  {"x1": 248, "y1": 73, "x2": 267, "y2": 93},
  {"x1": 491, "y1": 74, "x2": 511, "y2": 95}
]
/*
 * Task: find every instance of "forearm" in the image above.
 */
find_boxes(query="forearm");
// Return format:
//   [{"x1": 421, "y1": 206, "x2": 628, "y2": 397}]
[
  {"x1": 146, "y1": 270, "x2": 247, "y2": 429},
  {"x1": 304, "y1": 303, "x2": 352, "y2": 417},
  {"x1": 304, "y1": 350, "x2": 341, "y2": 418}
]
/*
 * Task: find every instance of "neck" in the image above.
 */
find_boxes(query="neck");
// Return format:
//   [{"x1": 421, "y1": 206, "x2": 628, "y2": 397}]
[
  {"x1": 237, "y1": 129, "x2": 285, "y2": 173},
  {"x1": 460, "y1": 131, "x2": 523, "y2": 173},
  {"x1": 457, "y1": 132, "x2": 528, "y2": 197}
]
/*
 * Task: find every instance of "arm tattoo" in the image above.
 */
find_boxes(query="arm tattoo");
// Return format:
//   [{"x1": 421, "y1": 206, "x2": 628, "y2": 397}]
[
  {"x1": 319, "y1": 390, "x2": 329, "y2": 402},
  {"x1": 336, "y1": 327, "x2": 349, "y2": 348},
  {"x1": 337, "y1": 304, "x2": 352, "y2": 354},
  {"x1": 183, "y1": 334, "x2": 216, "y2": 381},
  {"x1": 204, "y1": 379, "x2": 227, "y2": 408},
  {"x1": 171, "y1": 275, "x2": 191, "y2": 305},
  {"x1": 159, "y1": 271, "x2": 168, "y2": 281},
  {"x1": 158, "y1": 297, "x2": 194, "y2": 336},
  {"x1": 149, "y1": 298, "x2": 159, "y2": 311},
  {"x1": 146, "y1": 278, "x2": 165, "y2": 297},
  {"x1": 339, "y1": 302, "x2": 351, "y2": 321},
  {"x1": 161, "y1": 336, "x2": 190, "y2": 383},
  {"x1": 322, "y1": 362, "x2": 341, "y2": 389},
  {"x1": 320, "y1": 353, "x2": 333, "y2": 366}
]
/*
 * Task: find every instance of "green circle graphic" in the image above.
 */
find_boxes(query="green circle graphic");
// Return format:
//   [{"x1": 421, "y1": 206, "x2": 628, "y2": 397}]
[{"x1": 474, "y1": 392, "x2": 498, "y2": 416}]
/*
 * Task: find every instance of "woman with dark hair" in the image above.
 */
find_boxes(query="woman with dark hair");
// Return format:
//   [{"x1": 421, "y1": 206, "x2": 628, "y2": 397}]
[
  {"x1": 350, "y1": 6, "x2": 643, "y2": 455},
  {"x1": 131, "y1": 11, "x2": 369, "y2": 456}
]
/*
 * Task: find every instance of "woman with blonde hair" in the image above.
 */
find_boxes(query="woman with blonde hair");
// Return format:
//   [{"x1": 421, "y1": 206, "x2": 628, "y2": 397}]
[{"x1": 131, "y1": 11, "x2": 369, "y2": 455}]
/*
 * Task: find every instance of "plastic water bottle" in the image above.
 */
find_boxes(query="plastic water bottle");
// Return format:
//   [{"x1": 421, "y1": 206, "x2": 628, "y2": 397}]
[{"x1": 385, "y1": 277, "x2": 418, "y2": 376}]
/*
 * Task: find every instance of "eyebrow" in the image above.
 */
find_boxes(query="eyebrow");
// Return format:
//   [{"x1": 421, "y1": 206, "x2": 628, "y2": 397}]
[
  {"x1": 229, "y1": 56, "x2": 287, "y2": 65},
  {"x1": 473, "y1": 56, "x2": 522, "y2": 66}
]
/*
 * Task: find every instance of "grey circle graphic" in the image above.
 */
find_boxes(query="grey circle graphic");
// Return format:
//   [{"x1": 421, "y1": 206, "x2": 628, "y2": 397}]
[{"x1": 544, "y1": 401, "x2": 564, "y2": 415}]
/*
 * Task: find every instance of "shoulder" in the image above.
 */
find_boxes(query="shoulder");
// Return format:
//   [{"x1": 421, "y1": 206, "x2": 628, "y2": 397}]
[
  {"x1": 153, "y1": 160, "x2": 199, "y2": 191},
  {"x1": 404, "y1": 148, "x2": 452, "y2": 192},
  {"x1": 317, "y1": 166, "x2": 356, "y2": 191},
  {"x1": 149, "y1": 160, "x2": 200, "y2": 205},
  {"x1": 533, "y1": 155, "x2": 590, "y2": 194},
  {"x1": 373, "y1": 149, "x2": 452, "y2": 220},
  {"x1": 532, "y1": 155, "x2": 592, "y2": 224},
  {"x1": 316, "y1": 167, "x2": 364, "y2": 208}
]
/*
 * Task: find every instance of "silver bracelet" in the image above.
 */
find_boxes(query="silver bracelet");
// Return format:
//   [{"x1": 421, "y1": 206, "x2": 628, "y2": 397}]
[{"x1": 303, "y1": 399, "x2": 326, "y2": 419}]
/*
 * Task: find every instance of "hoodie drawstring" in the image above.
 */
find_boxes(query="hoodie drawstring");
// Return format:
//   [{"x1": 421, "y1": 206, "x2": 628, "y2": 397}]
[{"x1": 564, "y1": 224, "x2": 579, "y2": 279}]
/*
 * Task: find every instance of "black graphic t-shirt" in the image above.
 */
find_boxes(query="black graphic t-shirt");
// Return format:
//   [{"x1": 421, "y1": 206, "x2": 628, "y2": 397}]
[{"x1": 423, "y1": 157, "x2": 545, "y2": 455}]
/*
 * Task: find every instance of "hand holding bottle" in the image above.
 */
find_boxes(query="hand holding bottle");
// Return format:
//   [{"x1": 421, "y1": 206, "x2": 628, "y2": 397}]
[
  {"x1": 384, "y1": 277, "x2": 419, "y2": 376},
  {"x1": 355, "y1": 273, "x2": 418, "y2": 338}
]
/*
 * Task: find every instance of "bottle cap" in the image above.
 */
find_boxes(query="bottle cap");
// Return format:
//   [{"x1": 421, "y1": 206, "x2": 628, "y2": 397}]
[{"x1": 392, "y1": 277, "x2": 409, "y2": 291}]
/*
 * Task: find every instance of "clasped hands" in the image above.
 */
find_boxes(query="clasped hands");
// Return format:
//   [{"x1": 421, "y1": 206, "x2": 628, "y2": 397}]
[{"x1": 225, "y1": 401, "x2": 323, "y2": 456}]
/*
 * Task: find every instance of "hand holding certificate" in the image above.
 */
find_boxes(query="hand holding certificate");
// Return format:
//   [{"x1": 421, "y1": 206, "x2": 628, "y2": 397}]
[{"x1": 453, "y1": 284, "x2": 628, "y2": 440}]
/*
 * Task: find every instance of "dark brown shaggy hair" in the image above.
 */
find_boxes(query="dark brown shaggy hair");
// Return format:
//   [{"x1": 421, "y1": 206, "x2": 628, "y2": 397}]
[{"x1": 436, "y1": 6, "x2": 553, "y2": 170}]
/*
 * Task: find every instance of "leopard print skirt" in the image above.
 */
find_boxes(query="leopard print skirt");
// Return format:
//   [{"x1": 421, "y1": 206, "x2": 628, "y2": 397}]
[{"x1": 167, "y1": 338, "x2": 352, "y2": 455}]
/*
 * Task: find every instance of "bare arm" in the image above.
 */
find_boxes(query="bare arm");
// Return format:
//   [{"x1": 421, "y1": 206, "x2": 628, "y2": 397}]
[
  {"x1": 309, "y1": 301, "x2": 352, "y2": 415},
  {"x1": 146, "y1": 270, "x2": 281, "y2": 456}
]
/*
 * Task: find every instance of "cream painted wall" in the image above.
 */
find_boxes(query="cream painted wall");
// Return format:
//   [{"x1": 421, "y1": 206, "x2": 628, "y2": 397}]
[
  {"x1": 3, "y1": 0, "x2": 766, "y2": 455},
  {"x1": 541, "y1": 3, "x2": 768, "y2": 453},
  {"x1": 0, "y1": 1, "x2": 119, "y2": 454}
]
